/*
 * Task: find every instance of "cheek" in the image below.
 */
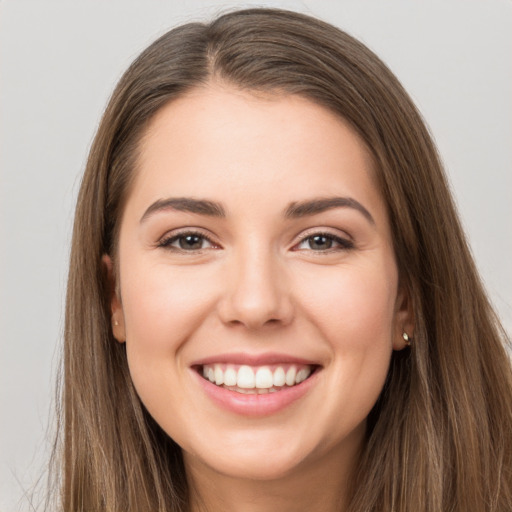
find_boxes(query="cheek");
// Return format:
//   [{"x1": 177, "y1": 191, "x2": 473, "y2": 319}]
[
  {"x1": 300, "y1": 262, "x2": 397, "y2": 421},
  {"x1": 119, "y1": 261, "x2": 220, "y2": 421},
  {"x1": 118, "y1": 261, "x2": 222, "y2": 412},
  {"x1": 296, "y1": 259, "x2": 397, "y2": 416},
  {"x1": 121, "y1": 261, "x2": 219, "y2": 353},
  {"x1": 298, "y1": 260, "x2": 398, "y2": 348}
]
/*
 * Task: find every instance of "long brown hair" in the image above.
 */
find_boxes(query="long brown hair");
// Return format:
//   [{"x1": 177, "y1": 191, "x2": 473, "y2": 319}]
[{"x1": 55, "y1": 8, "x2": 512, "y2": 511}]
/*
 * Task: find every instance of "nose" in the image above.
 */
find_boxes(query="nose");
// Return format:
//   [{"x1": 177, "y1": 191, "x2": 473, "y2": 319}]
[{"x1": 217, "y1": 244, "x2": 294, "y2": 330}]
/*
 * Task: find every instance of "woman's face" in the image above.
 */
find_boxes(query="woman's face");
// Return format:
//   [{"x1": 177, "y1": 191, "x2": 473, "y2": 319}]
[{"x1": 108, "y1": 85, "x2": 411, "y2": 482}]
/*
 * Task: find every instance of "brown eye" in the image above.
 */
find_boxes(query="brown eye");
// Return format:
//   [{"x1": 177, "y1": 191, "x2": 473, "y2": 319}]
[
  {"x1": 295, "y1": 233, "x2": 354, "y2": 252},
  {"x1": 158, "y1": 232, "x2": 216, "y2": 251},
  {"x1": 179, "y1": 234, "x2": 205, "y2": 250},
  {"x1": 308, "y1": 235, "x2": 333, "y2": 250}
]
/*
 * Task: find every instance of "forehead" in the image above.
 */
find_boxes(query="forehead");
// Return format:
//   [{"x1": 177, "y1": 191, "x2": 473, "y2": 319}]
[{"x1": 129, "y1": 84, "x2": 386, "y2": 223}]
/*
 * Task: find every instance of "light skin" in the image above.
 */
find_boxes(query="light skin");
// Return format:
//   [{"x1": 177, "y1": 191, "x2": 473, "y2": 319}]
[{"x1": 105, "y1": 84, "x2": 413, "y2": 512}]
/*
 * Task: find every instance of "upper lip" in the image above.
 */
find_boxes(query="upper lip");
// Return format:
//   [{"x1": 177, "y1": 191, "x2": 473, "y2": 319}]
[{"x1": 190, "y1": 352, "x2": 321, "y2": 367}]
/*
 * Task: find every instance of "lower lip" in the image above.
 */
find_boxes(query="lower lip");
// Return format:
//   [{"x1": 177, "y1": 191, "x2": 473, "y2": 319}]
[{"x1": 193, "y1": 369, "x2": 319, "y2": 417}]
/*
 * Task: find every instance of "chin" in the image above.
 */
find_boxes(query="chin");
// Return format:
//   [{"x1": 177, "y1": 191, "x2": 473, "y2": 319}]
[
  {"x1": 205, "y1": 451, "x2": 307, "y2": 481},
  {"x1": 183, "y1": 431, "x2": 313, "y2": 482}
]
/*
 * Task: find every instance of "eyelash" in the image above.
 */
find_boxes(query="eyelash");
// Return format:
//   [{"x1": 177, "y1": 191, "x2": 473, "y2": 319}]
[
  {"x1": 157, "y1": 230, "x2": 354, "y2": 254},
  {"x1": 157, "y1": 230, "x2": 218, "y2": 252},
  {"x1": 293, "y1": 232, "x2": 354, "y2": 253}
]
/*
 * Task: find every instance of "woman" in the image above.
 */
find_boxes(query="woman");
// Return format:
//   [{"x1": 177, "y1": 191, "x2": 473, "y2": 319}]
[{"x1": 55, "y1": 7, "x2": 512, "y2": 511}]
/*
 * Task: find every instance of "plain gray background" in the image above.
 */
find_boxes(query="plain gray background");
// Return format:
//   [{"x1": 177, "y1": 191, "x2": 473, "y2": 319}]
[{"x1": 1, "y1": 1, "x2": 511, "y2": 510}]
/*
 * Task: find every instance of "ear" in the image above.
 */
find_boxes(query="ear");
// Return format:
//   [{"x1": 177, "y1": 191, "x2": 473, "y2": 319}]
[
  {"x1": 392, "y1": 285, "x2": 415, "y2": 351},
  {"x1": 102, "y1": 254, "x2": 126, "y2": 343}
]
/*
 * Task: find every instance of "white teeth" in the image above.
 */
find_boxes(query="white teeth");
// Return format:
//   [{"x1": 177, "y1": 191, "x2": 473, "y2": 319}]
[
  {"x1": 224, "y1": 366, "x2": 237, "y2": 386},
  {"x1": 285, "y1": 366, "x2": 296, "y2": 386},
  {"x1": 201, "y1": 363, "x2": 314, "y2": 391},
  {"x1": 255, "y1": 367, "x2": 273, "y2": 388},
  {"x1": 273, "y1": 367, "x2": 286, "y2": 387},
  {"x1": 214, "y1": 364, "x2": 224, "y2": 385},
  {"x1": 295, "y1": 368, "x2": 310, "y2": 384},
  {"x1": 237, "y1": 365, "x2": 255, "y2": 388}
]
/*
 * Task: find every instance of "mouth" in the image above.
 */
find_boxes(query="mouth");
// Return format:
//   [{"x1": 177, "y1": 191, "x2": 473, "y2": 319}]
[
  {"x1": 193, "y1": 363, "x2": 319, "y2": 395},
  {"x1": 191, "y1": 355, "x2": 322, "y2": 416}
]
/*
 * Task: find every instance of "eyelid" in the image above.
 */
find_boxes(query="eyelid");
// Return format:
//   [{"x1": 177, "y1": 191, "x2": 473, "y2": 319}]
[
  {"x1": 155, "y1": 226, "x2": 353, "y2": 252},
  {"x1": 292, "y1": 228, "x2": 354, "y2": 251},
  {"x1": 157, "y1": 227, "x2": 221, "y2": 251}
]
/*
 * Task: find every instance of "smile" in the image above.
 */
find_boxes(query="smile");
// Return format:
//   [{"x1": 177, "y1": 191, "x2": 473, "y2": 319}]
[
  {"x1": 191, "y1": 354, "x2": 321, "y2": 416},
  {"x1": 200, "y1": 363, "x2": 314, "y2": 394}
]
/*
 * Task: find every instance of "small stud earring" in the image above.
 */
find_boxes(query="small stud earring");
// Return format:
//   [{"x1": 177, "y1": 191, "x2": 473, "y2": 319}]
[
  {"x1": 402, "y1": 331, "x2": 411, "y2": 346},
  {"x1": 114, "y1": 319, "x2": 119, "y2": 326}
]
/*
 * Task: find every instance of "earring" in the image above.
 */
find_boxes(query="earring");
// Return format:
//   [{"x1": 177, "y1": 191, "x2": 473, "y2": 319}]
[
  {"x1": 402, "y1": 331, "x2": 411, "y2": 346},
  {"x1": 114, "y1": 319, "x2": 119, "y2": 326}
]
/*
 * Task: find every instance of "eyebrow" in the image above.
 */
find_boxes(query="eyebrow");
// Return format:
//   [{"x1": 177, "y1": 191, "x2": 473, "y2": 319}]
[
  {"x1": 284, "y1": 197, "x2": 375, "y2": 225},
  {"x1": 140, "y1": 195, "x2": 374, "y2": 225},
  {"x1": 140, "y1": 197, "x2": 226, "y2": 222}
]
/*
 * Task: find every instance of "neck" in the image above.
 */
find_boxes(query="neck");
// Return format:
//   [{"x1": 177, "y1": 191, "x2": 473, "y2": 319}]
[{"x1": 185, "y1": 428, "x2": 364, "y2": 512}]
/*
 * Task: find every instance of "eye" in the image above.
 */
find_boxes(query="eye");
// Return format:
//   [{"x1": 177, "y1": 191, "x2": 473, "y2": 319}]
[
  {"x1": 158, "y1": 231, "x2": 217, "y2": 252},
  {"x1": 295, "y1": 233, "x2": 353, "y2": 252}
]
